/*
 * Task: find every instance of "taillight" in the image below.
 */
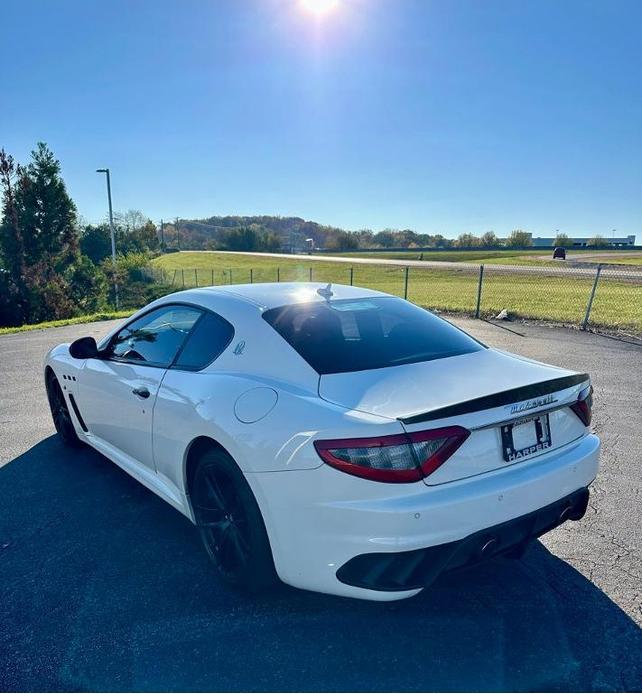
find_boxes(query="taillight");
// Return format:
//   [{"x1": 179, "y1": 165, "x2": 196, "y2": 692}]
[
  {"x1": 570, "y1": 385, "x2": 593, "y2": 426},
  {"x1": 314, "y1": 427, "x2": 470, "y2": 483}
]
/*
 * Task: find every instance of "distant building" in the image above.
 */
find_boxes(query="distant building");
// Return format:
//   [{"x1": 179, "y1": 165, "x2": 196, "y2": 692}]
[{"x1": 504, "y1": 233, "x2": 636, "y2": 248}]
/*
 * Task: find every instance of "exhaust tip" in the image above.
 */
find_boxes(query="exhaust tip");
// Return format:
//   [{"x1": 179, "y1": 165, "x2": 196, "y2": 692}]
[{"x1": 479, "y1": 537, "x2": 498, "y2": 558}]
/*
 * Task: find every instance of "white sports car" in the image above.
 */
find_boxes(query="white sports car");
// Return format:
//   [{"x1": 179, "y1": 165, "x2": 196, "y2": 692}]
[{"x1": 44, "y1": 283, "x2": 600, "y2": 601}]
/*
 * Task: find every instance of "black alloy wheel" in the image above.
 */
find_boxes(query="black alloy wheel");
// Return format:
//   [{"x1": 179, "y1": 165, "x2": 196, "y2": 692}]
[{"x1": 192, "y1": 449, "x2": 277, "y2": 591}]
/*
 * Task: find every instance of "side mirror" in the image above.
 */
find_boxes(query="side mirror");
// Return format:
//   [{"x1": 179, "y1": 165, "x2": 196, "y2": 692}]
[{"x1": 69, "y1": 336, "x2": 99, "y2": 360}]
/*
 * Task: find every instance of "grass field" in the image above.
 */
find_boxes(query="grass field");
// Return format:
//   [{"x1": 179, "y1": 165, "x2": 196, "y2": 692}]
[
  {"x1": 582, "y1": 253, "x2": 642, "y2": 266},
  {"x1": 152, "y1": 252, "x2": 642, "y2": 333},
  {"x1": 337, "y1": 249, "x2": 552, "y2": 265},
  {"x1": 335, "y1": 249, "x2": 642, "y2": 266}
]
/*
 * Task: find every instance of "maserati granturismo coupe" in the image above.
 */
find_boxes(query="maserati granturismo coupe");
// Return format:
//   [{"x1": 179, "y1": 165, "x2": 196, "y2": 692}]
[{"x1": 44, "y1": 282, "x2": 600, "y2": 600}]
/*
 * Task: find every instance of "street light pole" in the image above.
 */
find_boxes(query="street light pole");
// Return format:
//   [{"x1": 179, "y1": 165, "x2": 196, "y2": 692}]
[{"x1": 96, "y1": 168, "x2": 119, "y2": 309}]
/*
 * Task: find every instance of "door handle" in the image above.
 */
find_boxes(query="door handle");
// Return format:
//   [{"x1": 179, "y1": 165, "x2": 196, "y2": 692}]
[{"x1": 132, "y1": 386, "x2": 150, "y2": 399}]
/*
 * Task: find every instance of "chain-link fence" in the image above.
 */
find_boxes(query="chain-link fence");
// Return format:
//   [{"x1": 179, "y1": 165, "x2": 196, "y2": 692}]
[
  {"x1": 140, "y1": 261, "x2": 642, "y2": 338},
  {"x1": 476, "y1": 264, "x2": 642, "y2": 336}
]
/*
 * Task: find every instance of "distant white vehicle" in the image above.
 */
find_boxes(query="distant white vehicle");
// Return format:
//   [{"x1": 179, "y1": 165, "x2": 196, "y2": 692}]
[{"x1": 44, "y1": 283, "x2": 600, "y2": 601}]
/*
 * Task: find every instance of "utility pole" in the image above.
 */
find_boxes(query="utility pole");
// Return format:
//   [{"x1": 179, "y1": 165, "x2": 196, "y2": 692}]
[
  {"x1": 175, "y1": 217, "x2": 180, "y2": 250},
  {"x1": 160, "y1": 218, "x2": 164, "y2": 249},
  {"x1": 96, "y1": 168, "x2": 119, "y2": 309}
]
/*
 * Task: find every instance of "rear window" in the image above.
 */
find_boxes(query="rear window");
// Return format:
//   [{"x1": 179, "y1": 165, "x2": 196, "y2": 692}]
[{"x1": 262, "y1": 297, "x2": 484, "y2": 375}]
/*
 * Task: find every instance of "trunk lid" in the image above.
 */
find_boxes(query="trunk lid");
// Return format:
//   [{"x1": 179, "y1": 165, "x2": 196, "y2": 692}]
[{"x1": 318, "y1": 348, "x2": 590, "y2": 485}]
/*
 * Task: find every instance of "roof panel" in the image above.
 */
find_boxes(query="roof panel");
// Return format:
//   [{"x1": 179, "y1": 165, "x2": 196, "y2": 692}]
[{"x1": 198, "y1": 282, "x2": 392, "y2": 309}]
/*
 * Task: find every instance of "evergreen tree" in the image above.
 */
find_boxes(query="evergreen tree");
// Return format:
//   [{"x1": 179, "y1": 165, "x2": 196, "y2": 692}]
[
  {"x1": 0, "y1": 149, "x2": 30, "y2": 324},
  {"x1": 17, "y1": 142, "x2": 78, "y2": 266},
  {"x1": 0, "y1": 143, "x2": 106, "y2": 325},
  {"x1": 79, "y1": 223, "x2": 113, "y2": 263}
]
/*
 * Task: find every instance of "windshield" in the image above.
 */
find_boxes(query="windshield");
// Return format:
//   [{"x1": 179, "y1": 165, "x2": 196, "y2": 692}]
[{"x1": 262, "y1": 297, "x2": 484, "y2": 375}]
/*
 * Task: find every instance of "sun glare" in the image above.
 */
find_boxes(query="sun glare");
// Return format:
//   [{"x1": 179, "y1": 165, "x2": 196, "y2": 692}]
[{"x1": 300, "y1": 0, "x2": 339, "y2": 16}]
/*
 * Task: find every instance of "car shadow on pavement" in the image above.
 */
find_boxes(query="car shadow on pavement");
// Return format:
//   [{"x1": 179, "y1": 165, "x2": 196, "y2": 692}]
[{"x1": 0, "y1": 436, "x2": 640, "y2": 693}]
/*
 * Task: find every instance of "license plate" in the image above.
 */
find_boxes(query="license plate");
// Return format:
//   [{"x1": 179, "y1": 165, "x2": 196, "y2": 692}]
[{"x1": 501, "y1": 415, "x2": 551, "y2": 462}]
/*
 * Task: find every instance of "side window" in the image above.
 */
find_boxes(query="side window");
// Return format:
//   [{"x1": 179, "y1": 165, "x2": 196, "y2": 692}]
[
  {"x1": 174, "y1": 311, "x2": 234, "y2": 371},
  {"x1": 109, "y1": 305, "x2": 202, "y2": 367}
]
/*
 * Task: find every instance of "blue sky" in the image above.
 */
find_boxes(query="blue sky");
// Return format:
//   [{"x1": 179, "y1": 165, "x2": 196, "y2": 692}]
[{"x1": 1, "y1": 0, "x2": 641, "y2": 240}]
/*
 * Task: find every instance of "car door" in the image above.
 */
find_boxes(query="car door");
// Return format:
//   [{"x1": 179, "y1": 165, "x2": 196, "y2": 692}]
[
  {"x1": 76, "y1": 304, "x2": 202, "y2": 470},
  {"x1": 152, "y1": 309, "x2": 236, "y2": 494}
]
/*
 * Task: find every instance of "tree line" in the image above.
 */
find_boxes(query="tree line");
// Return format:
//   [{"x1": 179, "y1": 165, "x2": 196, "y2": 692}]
[
  {"x1": 0, "y1": 143, "x2": 163, "y2": 327},
  {"x1": 174, "y1": 217, "x2": 611, "y2": 252}
]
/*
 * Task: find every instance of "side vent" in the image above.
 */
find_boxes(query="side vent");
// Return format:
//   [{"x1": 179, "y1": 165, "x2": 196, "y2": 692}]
[{"x1": 68, "y1": 394, "x2": 88, "y2": 432}]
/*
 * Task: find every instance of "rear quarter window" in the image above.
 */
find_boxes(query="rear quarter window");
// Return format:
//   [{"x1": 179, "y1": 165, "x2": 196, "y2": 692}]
[
  {"x1": 174, "y1": 312, "x2": 235, "y2": 371},
  {"x1": 262, "y1": 297, "x2": 484, "y2": 375}
]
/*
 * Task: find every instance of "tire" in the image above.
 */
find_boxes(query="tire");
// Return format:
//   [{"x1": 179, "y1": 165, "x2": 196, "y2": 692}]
[
  {"x1": 46, "y1": 372, "x2": 82, "y2": 447},
  {"x1": 191, "y1": 448, "x2": 278, "y2": 592}
]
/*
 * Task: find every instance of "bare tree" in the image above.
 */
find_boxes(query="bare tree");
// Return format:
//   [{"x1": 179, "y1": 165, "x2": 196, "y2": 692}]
[
  {"x1": 506, "y1": 229, "x2": 532, "y2": 247},
  {"x1": 114, "y1": 209, "x2": 148, "y2": 232},
  {"x1": 480, "y1": 231, "x2": 498, "y2": 247},
  {"x1": 553, "y1": 232, "x2": 571, "y2": 246}
]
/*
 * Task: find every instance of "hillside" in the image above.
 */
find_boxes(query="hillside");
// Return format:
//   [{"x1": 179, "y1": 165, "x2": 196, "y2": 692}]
[{"x1": 176, "y1": 215, "x2": 355, "y2": 251}]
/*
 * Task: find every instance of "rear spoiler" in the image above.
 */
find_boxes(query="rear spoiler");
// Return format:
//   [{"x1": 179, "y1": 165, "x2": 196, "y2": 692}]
[{"x1": 400, "y1": 373, "x2": 590, "y2": 425}]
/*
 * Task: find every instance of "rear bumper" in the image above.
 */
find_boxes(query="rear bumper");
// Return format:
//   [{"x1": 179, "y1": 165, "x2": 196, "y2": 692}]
[
  {"x1": 336, "y1": 487, "x2": 589, "y2": 592},
  {"x1": 245, "y1": 433, "x2": 600, "y2": 601}
]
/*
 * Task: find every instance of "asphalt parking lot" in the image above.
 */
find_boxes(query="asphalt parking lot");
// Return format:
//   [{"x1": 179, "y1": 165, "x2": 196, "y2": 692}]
[{"x1": 0, "y1": 317, "x2": 641, "y2": 692}]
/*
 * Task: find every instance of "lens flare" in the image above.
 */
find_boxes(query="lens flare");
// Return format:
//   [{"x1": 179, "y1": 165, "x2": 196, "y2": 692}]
[{"x1": 300, "y1": 0, "x2": 339, "y2": 15}]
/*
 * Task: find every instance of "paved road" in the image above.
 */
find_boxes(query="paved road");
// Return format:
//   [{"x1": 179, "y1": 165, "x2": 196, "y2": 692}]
[
  {"x1": 195, "y1": 250, "x2": 642, "y2": 278},
  {"x1": 1, "y1": 318, "x2": 641, "y2": 692}
]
